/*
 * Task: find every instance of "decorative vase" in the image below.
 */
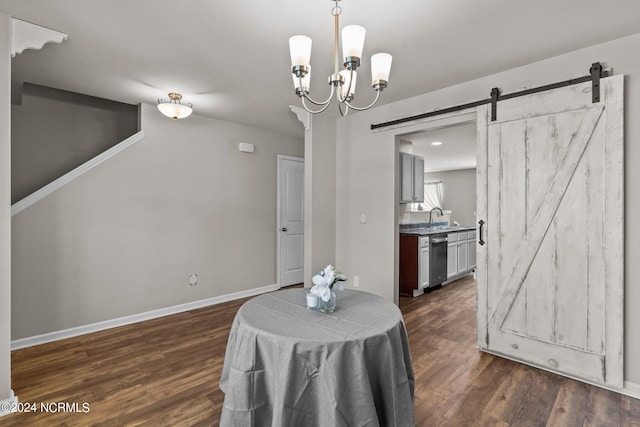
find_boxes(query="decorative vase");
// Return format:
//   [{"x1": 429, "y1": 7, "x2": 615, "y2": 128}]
[{"x1": 318, "y1": 290, "x2": 336, "y2": 313}]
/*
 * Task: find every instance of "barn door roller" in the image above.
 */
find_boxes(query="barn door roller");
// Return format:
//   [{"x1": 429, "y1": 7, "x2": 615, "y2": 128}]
[
  {"x1": 590, "y1": 62, "x2": 603, "y2": 103},
  {"x1": 490, "y1": 88, "x2": 500, "y2": 122}
]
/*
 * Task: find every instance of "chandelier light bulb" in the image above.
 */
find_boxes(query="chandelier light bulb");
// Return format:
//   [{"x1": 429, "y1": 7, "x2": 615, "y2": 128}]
[
  {"x1": 371, "y1": 53, "x2": 392, "y2": 87},
  {"x1": 292, "y1": 65, "x2": 312, "y2": 94},
  {"x1": 339, "y1": 70, "x2": 357, "y2": 100},
  {"x1": 341, "y1": 25, "x2": 366, "y2": 68},
  {"x1": 289, "y1": 35, "x2": 312, "y2": 69}
]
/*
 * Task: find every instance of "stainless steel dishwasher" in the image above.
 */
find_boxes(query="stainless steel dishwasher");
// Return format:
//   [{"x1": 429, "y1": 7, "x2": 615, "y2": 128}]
[{"x1": 429, "y1": 234, "x2": 448, "y2": 287}]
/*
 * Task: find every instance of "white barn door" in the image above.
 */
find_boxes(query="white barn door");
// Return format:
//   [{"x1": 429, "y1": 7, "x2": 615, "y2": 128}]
[{"x1": 476, "y1": 75, "x2": 624, "y2": 386}]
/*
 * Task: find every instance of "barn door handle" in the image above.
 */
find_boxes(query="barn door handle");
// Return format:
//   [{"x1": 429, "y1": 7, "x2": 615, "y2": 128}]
[{"x1": 478, "y1": 220, "x2": 485, "y2": 246}]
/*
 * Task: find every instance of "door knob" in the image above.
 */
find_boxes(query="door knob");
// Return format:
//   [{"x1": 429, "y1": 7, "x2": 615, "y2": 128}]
[{"x1": 281, "y1": 227, "x2": 288, "y2": 232}]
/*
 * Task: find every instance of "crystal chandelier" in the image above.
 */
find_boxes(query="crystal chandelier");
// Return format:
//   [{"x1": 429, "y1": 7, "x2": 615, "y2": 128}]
[{"x1": 288, "y1": 0, "x2": 392, "y2": 116}]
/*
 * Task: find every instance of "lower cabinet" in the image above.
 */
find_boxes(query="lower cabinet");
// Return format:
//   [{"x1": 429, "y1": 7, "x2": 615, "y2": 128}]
[
  {"x1": 468, "y1": 232, "x2": 477, "y2": 269},
  {"x1": 457, "y1": 239, "x2": 468, "y2": 272},
  {"x1": 401, "y1": 229, "x2": 477, "y2": 296},
  {"x1": 447, "y1": 242, "x2": 457, "y2": 279},
  {"x1": 456, "y1": 232, "x2": 468, "y2": 273},
  {"x1": 400, "y1": 234, "x2": 430, "y2": 297},
  {"x1": 419, "y1": 244, "x2": 430, "y2": 290},
  {"x1": 446, "y1": 230, "x2": 476, "y2": 284}
]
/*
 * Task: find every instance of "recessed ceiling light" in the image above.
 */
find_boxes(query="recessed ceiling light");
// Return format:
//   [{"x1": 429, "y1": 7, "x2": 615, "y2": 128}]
[{"x1": 431, "y1": 141, "x2": 443, "y2": 146}]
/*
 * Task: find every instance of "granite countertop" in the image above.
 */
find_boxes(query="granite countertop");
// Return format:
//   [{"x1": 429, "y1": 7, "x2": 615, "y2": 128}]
[{"x1": 400, "y1": 225, "x2": 476, "y2": 236}]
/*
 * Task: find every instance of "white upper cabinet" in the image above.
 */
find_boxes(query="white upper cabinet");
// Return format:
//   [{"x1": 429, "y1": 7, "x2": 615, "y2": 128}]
[
  {"x1": 400, "y1": 153, "x2": 414, "y2": 203},
  {"x1": 400, "y1": 153, "x2": 425, "y2": 203},
  {"x1": 413, "y1": 156, "x2": 424, "y2": 202}
]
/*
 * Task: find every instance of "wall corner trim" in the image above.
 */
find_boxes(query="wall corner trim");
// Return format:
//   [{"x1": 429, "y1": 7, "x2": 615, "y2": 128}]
[
  {"x1": 10, "y1": 283, "x2": 279, "y2": 350},
  {"x1": 289, "y1": 105, "x2": 310, "y2": 130},
  {"x1": 11, "y1": 130, "x2": 145, "y2": 216},
  {"x1": 11, "y1": 18, "x2": 67, "y2": 57},
  {"x1": 0, "y1": 390, "x2": 18, "y2": 417}
]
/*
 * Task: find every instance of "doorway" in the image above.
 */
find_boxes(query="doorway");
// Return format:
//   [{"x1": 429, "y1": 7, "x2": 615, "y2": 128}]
[
  {"x1": 395, "y1": 112, "x2": 478, "y2": 300},
  {"x1": 277, "y1": 155, "x2": 304, "y2": 287}
]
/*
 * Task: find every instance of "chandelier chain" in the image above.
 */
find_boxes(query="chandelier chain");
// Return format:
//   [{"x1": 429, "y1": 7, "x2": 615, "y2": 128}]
[
  {"x1": 331, "y1": 0, "x2": 342, "y2": 17},
  {"x1": 333, "y1": 5, "x2": 340, "y2": 77}
]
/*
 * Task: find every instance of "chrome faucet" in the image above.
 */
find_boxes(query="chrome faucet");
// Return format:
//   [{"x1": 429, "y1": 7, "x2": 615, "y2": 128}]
[{"x1": 429, "y1": 207, "x2": 443, "y2": 227}]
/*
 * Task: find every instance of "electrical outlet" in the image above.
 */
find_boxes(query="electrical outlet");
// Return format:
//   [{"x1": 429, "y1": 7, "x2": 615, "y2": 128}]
[
  {"x1": 353, "y1": 275, "x2": 360, "y2": 287},
  {"x1": 189, "y1": 274, "x2": 198, "y2": 286}
]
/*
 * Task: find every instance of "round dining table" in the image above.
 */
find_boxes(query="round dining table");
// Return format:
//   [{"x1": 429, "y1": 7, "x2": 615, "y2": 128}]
[{"x1": 219, "y1": 288, "x2": 415, "y2": 426}]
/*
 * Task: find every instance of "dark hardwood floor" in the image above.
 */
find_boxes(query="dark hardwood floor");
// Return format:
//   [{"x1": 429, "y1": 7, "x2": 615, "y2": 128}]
[{"x1": 1, "y1": 277, "x2": 638, "y2": 426}]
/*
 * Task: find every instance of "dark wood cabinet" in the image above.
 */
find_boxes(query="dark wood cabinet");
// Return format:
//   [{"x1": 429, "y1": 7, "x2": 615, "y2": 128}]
[{"x1": 399, "y1": 234, "x2": 419, "y2": 297}]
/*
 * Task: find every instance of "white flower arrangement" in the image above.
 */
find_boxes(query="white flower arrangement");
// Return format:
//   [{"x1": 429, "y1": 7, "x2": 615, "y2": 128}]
[{"x1": 310, "y1": 265, "x2": 347, "y2": 302}]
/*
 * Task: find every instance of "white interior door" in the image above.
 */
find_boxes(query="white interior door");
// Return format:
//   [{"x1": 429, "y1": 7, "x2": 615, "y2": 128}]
[
  {"x1": 277, "y1": 155, "x2": 304, "y2": 287},
  {"x1": 476, "y1": 75, "x2": 624, "y2": 387}
]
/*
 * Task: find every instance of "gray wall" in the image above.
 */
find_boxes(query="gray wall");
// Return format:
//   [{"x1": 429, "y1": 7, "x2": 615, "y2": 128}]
[
  {"x1": 11, "y1": 103, "x2": 303, "y2": 339},
  {"x1": 0, "y1": 12, "x2": 12, "y2": 402},
  {"x1": 424, "y1": 168, "x2": 476, "y2": 226},
  {"x1": 11, "y1": 83, "x2": 138, "y2": 203},
  {"x1": 334, "y1": 32, "x2": 640, "y2": 387}
]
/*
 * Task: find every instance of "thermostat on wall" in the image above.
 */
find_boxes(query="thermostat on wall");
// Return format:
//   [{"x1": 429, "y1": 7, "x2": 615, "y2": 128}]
[{"x1": 238, "y1": 142, "x2": 255, "y2": 153}]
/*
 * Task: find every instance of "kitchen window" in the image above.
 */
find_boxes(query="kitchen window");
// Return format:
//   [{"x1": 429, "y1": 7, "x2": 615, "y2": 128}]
[{"x1": 411, "y1": 181, "x2": 443, "y2": 212}]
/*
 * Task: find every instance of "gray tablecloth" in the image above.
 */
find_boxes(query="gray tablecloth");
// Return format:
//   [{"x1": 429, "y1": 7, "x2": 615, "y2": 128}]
[{"x1": 219, "y1": 288, "x2": 415, "y2": 426}]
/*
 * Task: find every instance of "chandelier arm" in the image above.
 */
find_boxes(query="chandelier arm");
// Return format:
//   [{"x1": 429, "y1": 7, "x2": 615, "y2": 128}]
[
  {"x1": 345, "y1": 89, "x2": 382, "y2": 111},
  {"x1": 337, "y1": 68, "x2": 355, "y2": 103},
  {"x1": 300, "y1": 82, "x2": 336, "y2": 106},
  {"x1": 299, "y1": 74, "x2": 337, "y2": 105},
  {"x1": 301, "y1": 95, "x2": 334, "y2": 114},
  {"x1": 337, "y1": 100, "x2": 349, "y2": 117}
]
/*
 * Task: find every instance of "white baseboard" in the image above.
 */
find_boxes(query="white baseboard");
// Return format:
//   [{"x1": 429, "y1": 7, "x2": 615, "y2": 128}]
[
  {"x1": 623, "y1": 381, "x2": 640, "y2": 399},
  {"x1": 0, "y1": 390, "x2": 17, "y2": 417},
  {"x1": 11, "y1": 284, "x2": 279, "y2": 350}
]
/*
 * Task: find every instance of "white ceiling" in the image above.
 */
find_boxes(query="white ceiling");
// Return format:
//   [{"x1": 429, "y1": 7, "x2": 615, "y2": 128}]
[
  {"x1": 403, "y1": 123, "x2": 477, "y2": 172},
  {"x1": 2, "y1": 0, "x2": 640, "y2": 139}
]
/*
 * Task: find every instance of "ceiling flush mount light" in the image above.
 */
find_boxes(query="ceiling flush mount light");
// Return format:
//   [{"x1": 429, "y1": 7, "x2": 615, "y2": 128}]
[
  {"x1": 157, "y1": 92, "x2": 193, "y2": 120},
  {"x1": 431, "y1": 141, "x2": 443, "y2": 146},
  {"x1": 289, "y1": 0, "x2": 392, "y2": 116}
]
